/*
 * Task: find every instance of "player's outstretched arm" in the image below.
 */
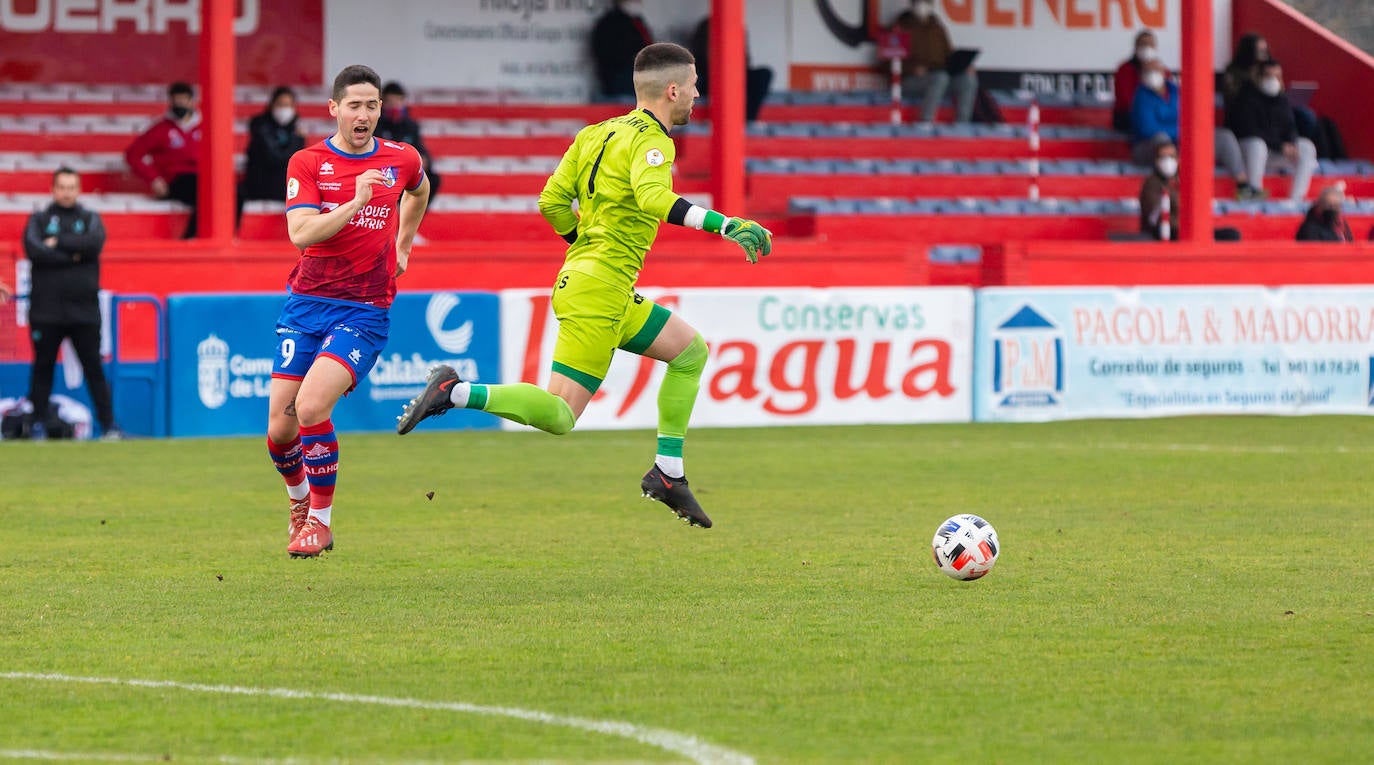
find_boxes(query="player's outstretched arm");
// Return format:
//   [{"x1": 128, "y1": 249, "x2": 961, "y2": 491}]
[
  {"x1": 395, "y1": 174, "x2": 431, "y2": 276},
  {"x1": 286, "y1": 168, "x2": 386, "y2": 249},
  {"x1": 665, "y1": 198, "x2": 774, "y2": 264}
]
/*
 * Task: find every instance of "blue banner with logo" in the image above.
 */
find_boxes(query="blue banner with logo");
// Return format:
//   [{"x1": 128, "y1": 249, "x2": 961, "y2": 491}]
[
  {"x1": 974, "y1": 287, "x2": 1374, "y2": 421},
  {"x1": 168, "y1": 292, "x2": 501, "y2": 437}
]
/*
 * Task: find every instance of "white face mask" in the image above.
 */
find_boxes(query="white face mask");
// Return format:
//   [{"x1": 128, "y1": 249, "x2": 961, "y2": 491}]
[
  {"x1": 1260, "y1": 77, "x2": 1282, "y2": 97},
  {"x1": 913, "y1": 2, "x2": 935, "y2": 20},
  {"x1": 619, "y1": 1, "x2": 644, "y2": 15},
  {"x1": 1156, "y1": 156, "x2": 1178, "y2": 178},
  {"x1": 272, "y1": 106, "x2": 295, "y2": 125},
  {"x1": 1137, "y1": 46, "x2": 1158, "y2": 62},
  {"x1": 1142, "y1": 71, "x2": 1165, "y2": 91}
]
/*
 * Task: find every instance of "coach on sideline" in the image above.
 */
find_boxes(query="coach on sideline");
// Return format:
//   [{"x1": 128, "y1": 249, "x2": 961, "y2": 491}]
[{"x1": 22, "y1": 167, "x2": 120, "y2": 441}]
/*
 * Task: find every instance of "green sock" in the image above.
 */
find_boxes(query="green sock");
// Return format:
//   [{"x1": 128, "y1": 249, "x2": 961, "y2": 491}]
[
  {"x1": 655, "y1": 335, "x2": 707, "y2": 475},
  {"x1": 469, "y1": 383, "x2": 575, "y2": 435}
]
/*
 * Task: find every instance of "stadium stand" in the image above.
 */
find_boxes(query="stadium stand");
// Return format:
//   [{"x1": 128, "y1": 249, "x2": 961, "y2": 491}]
[{"x1": 2, "y1": 82, "x2": 1373, "y2": 291}]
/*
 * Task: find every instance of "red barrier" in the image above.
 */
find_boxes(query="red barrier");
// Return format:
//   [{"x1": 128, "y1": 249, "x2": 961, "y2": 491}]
[{"x1": 991, "y1": 240, "x2": 1374, "y2": 286}]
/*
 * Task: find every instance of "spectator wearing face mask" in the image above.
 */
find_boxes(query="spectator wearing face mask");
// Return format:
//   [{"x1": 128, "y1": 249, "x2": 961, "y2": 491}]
[
  {"x1": 591, "y1": 0, "x2": 654, "y2": 99},
  {"x1": 1128, "y1": 58, "x2": 1178, "y2": 166},
  {"x1": 1113, "y1": 31, "x2": 1158, "y2": 133},
  {"x1": 892, "y1": 0, "x2": 978, "y2": 124},
  {"x1": 124, "y1": 81, "x2": 201, "y2": 239},
  {"x1": 375, "y1": 81, "x2": 441, "y2": 197},
  {"x1": 1227, "y1": 60, "x2": 1318, "y2": 202},
  {"x1": 238, "y1": 86, "x2": 307, "y2": 227},
  {"x1": 1126, "y1": 58, "x2": 1255, "y2": 198},
  {"x1": 1296, "y1": 186, "x2": 1352, "y2": 242},
  {"x1": 1139, "y1": 141, "x2": 1180, "y2": 241}
]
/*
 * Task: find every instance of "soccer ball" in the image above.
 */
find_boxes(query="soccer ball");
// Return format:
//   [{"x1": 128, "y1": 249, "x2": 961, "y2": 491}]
[{"x1": 931, "y1": 514, "x2": 999, "y2": 580}]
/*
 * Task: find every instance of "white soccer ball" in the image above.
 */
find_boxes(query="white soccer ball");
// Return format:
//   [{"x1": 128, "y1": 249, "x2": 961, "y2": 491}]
[{"x1": 931, "y1": 514, "x2": 999, "y2": 580}]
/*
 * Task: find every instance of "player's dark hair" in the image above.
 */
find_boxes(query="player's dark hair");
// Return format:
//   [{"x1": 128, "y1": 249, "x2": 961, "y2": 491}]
[
  {"x1": 52, "y1": 166, "x2": 79, "y2": 184},
  {"x1": 331, "y1": 65, "x2": 382, "y2": 102},
  {"x1": 382, "y1": 81, "x2": 407, "y2": 98},
  {"x1": 167, "y1": 81, "x2": 194, "y2": 99},
  {"x1": 634, "y1": 43, "x2": 695, "y2": 73}
]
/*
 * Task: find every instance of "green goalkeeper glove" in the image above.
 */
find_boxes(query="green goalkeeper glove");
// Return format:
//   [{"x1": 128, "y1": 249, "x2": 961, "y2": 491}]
[{"x1": 721, "y1": 218, "x2": 773, "y2": 264}]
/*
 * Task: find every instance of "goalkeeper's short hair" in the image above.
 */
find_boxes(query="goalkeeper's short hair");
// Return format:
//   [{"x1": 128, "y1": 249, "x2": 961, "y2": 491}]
[{"x1": 634, "y1": 43, "x2": 695, "y2": 74}]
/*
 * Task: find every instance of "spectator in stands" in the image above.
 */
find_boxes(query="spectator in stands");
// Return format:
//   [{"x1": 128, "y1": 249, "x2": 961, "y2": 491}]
[
  {"x1": 591, "y1": 0, "x2": 654, "y2": 99},
  {"x1": 690, "y1": 16, "x2": 774, "y2": 123},
  {"x1": 892, "y1": 0, "x2": 977, "y2": 124},
  {"x1": 1138, "y1": 141, "x2": 1179, "y2": 241},
  {"x1": 1227, "y1": 60, "x2": 1317, "y2": 202},
  {"x1": 376, "y1": 81, "x2": 441, "y2": 197},
  {"x1": 1222, "y1": 32, "x2": 1269, "y2": 110},
  {"x1": 1112, "y1": 30, "x2": 1158, "y2": 133},
  {"x1": 124, "y1": 81, "x2": 201, "y2": 239},
  {"x1": 22, "y1": 168, "x2": 119, "y2": 441},
  {"x1": 238, "y1": 86, "x2": 307, "y2": 228},
  {"x1": 1126, "y1": 58, "x2": 1258, "y2": 198},
  {"x1": 1224, "y1": 32, "x2": 1340, "y2": 160},
  {"x1": 1127, "y1": 59, "x2": 1178, "y2": 166},
  {"x1": 1296, "y1": 186, "x2": 1352, "y2": 242}
]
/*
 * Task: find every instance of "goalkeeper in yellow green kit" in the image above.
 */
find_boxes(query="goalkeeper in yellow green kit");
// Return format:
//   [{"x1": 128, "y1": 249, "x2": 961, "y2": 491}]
[{"x1": 397, "y1": 42, "x2": 771, "y2": 529}]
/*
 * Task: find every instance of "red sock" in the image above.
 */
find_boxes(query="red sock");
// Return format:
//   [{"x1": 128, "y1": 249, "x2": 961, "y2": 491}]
[
  {"x1": 266, "y1": 434, "x2": 306, "y2": 489},
  {"x1": 299, "y1": 420, "x2": 338, "y2": 523}
]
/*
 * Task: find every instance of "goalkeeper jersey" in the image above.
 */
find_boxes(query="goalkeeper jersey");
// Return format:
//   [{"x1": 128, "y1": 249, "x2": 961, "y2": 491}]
[{"x1": 538, "y1": 108, "x2": 682, "y2": 293}]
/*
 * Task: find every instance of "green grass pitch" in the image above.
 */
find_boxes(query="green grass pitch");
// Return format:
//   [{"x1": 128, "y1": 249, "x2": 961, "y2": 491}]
[{"x1": 1, "y1": 417, "x2": 1372, "y2": 764}]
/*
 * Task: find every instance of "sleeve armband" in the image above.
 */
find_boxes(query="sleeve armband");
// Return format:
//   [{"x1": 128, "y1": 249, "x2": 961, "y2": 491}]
[{"x1": 675, "y1": 200, "x2": 727, "y2": 234}]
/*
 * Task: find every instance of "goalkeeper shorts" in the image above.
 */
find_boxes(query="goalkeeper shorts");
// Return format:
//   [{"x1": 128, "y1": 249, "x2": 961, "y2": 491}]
[{"x1": 548, "y1": 269, "x2": 672, "y2": 394}]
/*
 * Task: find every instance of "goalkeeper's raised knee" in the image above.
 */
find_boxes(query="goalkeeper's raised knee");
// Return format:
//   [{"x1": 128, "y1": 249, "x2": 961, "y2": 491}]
[{"x1": 668, "y1": 333, "x2": 708, "y2": 379}]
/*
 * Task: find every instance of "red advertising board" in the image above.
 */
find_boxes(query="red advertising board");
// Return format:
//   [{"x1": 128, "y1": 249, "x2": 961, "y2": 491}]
[{"x1": 0, "y1": 0, "x2": 322, "y2": 85}]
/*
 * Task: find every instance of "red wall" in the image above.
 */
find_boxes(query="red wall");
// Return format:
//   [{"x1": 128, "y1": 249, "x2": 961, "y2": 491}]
[{"x1": 991, "y1": 240, "x2": 1374, "y2": 286}]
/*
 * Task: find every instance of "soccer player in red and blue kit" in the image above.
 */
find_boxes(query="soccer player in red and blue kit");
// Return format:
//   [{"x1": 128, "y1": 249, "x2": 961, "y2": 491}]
[{"x1": 265, "y1": 65, "x2": 430, "y2": 558}]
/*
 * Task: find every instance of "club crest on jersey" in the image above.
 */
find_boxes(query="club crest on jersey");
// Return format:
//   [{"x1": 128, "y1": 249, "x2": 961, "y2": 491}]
[
  {"x1": 380, "y1": 167, "x2": 397, "y2": 188},
  {"x1": 645, "y1": 148, "x2": 665, "y2": 167}
]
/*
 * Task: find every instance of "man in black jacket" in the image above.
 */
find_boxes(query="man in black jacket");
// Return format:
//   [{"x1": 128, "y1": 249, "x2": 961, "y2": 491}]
[
  {"x1": 1226, "y1": 60, "x2": 1317, "y2": 202},
  {"x1": 591, "y1": 0, "x2": 653, "y2": 99},
  {"x1": 690, "y1": 16, "x2": 774, "y2": 123},
  {"x1": 23, "y1": 168, "x2": 118, "y2": 440},
  {"x1": 376, "y1": 81, "x2": 441, "y2": 197}
]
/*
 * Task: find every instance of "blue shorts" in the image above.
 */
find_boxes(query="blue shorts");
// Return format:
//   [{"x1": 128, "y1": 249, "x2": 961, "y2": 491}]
[{"x1": 271, "y1": 293, "x2": 389, "y2": 390}]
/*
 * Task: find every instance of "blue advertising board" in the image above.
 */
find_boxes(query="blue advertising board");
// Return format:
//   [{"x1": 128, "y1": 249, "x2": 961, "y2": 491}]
[
  {"x1": 168, "y1": 291, "x2": 501, "y2": 437},
  {"x1": 975, "y1": 286, "x2": 1374, "y2": 421}
]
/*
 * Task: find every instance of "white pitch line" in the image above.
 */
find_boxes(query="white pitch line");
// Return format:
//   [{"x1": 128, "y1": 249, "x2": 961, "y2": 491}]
[
  {"x1": 0, "y1": 752, "x2": 661, "y2": 765},
  {"x1": 0, "y1": 673, "x2": 752, "y2": 765},
  {"x1": 0, "y1": 752, "x2": 320, "y2": 764},
  {"x1": 0, "y1": 752, "x2": 155, "y2": 763}
]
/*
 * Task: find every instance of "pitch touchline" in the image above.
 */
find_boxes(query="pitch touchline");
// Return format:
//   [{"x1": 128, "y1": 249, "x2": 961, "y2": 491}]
[
  {"x1": 0, "y1": 752, "x2": 657, "y2": 765},
  {"x1": 0, "y1": 673, "x2": 753, "y2": 765}
]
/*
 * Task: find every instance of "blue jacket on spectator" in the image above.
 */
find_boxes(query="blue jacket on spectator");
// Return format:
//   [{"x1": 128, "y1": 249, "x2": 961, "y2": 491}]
[{"x1": 1130, "y1": 81, "x2": 1180, "y2": 145}]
